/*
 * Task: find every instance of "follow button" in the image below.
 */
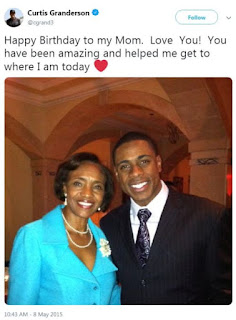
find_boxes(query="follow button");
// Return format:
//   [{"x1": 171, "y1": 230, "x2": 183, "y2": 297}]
[{"x1": 176, "y1": 10, "x2": 218, "y2": 25}]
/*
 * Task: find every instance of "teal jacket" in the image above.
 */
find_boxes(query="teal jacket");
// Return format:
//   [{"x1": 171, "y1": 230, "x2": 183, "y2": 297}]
[{"x1": 7, "y1": 205, "x2": 121, "y2": 305}]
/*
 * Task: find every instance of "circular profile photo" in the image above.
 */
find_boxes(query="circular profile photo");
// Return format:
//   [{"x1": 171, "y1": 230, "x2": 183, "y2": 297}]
[{"x1": 5, "y1": 8, "x2": 23, "y2": 27}]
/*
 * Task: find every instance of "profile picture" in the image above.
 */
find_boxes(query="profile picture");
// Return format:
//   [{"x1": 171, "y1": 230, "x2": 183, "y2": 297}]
[{"x1": 5, "y1": 8, "x2": 23, "y2": 27}]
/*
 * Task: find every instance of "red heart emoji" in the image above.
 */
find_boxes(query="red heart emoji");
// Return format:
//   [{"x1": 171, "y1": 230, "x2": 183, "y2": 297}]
[{"x1": 94, "y1": 60, "x2": 108, "y2": 72}]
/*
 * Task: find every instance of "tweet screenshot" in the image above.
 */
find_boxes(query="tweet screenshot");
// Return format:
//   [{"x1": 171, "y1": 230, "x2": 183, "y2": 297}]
[{"x1": 1, "y1": 1, "x2": 234, "y2": 319}]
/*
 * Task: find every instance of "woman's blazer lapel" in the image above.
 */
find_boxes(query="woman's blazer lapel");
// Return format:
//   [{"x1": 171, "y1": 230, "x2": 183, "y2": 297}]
[
  {"x1": 41, "y1": 206, "x2": 97, "y2": 283},
  {"x1": 41, "y1": 205, "x2": 117, "y2": 283}
]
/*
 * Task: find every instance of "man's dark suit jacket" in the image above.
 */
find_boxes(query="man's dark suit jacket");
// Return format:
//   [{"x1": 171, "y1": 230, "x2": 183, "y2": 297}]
[{"x1": 100, "y1": 189, "x2": 232, "y2": 304}]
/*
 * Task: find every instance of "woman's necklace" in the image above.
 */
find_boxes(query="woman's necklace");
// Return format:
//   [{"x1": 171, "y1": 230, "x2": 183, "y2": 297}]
[
  {"x1": 65, "y1": 228, "x2": 93, "y2": 249},
  {"x1": 62, "y1": 213, "x2": 88, "y2": 234},
  {"x1": 62, "y1": 213, "x2": 93, "y2": 248}
]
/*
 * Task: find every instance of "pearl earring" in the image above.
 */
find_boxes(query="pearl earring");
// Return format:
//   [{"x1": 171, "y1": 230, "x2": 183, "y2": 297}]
[
  {"x1": 64, "y1": 193, "x2": 67, "y2": 206},
  {"x1": 97, "y1": 207, "x2": 101, "y2": 212}
]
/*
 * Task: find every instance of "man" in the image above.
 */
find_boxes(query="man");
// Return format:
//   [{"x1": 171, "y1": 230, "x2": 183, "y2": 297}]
[
  {"x1": 100, "y1": 131, "x2": 231, "y2": 304},
  {"x1": 6, "y1": 10, "x2": 21, "y2": 27}
]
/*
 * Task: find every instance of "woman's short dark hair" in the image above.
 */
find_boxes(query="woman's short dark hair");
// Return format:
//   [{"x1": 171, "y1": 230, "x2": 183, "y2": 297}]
[
  {"x1": 54, "y1": 152, "x2": 114, "y2": 212},
  {"x1": 112, "y1": 131, "x2": 159, "y2": 164}
]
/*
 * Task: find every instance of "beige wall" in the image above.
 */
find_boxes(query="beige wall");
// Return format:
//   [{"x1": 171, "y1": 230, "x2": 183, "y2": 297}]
[
  {"x1": 190, "y1": 163, "x2": 228, "y2": 205},
  {"x1": 5, "y1": 138, "x2": 33, "y2": 261},
  {"x1": 167, "y1": 157, "x2": 190, "y2": 194},
  {"x1": 77, "y1": 139, "x2": 111, "y2": 165}
]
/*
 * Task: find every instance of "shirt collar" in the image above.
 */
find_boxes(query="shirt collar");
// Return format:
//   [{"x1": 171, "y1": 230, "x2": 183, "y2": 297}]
[{"x1": 130, "y1": 180, "x2": 169, "y2": 221}]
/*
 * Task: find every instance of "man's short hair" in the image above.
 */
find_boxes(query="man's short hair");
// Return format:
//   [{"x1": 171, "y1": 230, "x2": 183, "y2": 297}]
[
  {"x1": 112, "y1": 131, "x2": 159, "y2": 164},
  {"x1": 10, "y1": 10, "x2": 15, "y2": 14}
]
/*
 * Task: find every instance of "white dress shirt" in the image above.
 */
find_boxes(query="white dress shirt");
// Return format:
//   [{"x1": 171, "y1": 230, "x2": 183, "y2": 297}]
[{"x1": 130, "y1": 180, "x2": 169, "y2": 245}]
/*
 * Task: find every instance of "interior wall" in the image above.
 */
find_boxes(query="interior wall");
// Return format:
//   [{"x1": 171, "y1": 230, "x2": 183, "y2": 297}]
[
  {"x1": 76, "y1": 139, "x2": 111, "y2": 165},
  {"x1": 190, "y1": 163, "x2": 228, "y2": 205},
  {"x1": 167, "y1": 157, "x2": 190, "y2": 194},
  {"x1": 5, "y1": 97, "x2": 46, "y2": 142},
  {"x1": 5, "y1": 138, "x2": 33, "y2": 261}
]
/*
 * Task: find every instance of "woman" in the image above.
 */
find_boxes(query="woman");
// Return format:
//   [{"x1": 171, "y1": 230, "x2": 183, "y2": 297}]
[{"x1": 7, "y1": 153, "x2": 120, "y2": 305}]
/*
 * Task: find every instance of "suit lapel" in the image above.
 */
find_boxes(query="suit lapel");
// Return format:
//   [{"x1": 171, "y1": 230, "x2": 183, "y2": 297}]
[
  {"x1": 118, "y1": 201, "x2": 140, "y2": 264},
  {"x1": 147, "y1": 189, "x2": 183, "y2": 263},
  {"x1": 114, "y1": 190, "x2": 184, "y2": 267},
  {"x1": 117, "y1": 192, "x2": 183, "y2": 266}
]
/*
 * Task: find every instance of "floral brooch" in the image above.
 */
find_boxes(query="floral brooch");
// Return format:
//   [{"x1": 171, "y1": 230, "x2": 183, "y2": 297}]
[{"x1": 99, "y1": 239, "x2": 111, "y2": 257}]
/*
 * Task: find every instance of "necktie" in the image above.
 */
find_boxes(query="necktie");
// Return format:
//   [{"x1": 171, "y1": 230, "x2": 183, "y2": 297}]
[{"x1": 135, "y1": 209, "x2": 152, "y2": 267}]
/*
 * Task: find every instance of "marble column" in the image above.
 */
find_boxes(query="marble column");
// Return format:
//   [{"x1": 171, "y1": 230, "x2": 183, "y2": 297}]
[{"x1": 189, "y1": 138, "x2": 231, "y2": 206}]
